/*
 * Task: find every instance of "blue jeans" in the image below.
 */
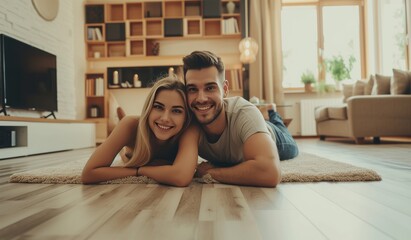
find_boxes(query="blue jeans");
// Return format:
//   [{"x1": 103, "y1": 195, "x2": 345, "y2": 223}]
[{"x1": 266, "y1": 110, "x2": 299, "y2": 160}]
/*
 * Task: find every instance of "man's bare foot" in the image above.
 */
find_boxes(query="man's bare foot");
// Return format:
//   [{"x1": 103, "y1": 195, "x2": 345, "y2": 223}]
[{"x1": 267, "y1": 103, "x2": 277, "y2": 112}]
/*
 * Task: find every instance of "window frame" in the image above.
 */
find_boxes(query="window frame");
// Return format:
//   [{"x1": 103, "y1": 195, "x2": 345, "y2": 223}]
[
  {"x1": 374, "y1": 0, "x2": 409, "y2": 74},
  {"x1": 281, "y1": 0, "x2": 366, "y2": 90}
]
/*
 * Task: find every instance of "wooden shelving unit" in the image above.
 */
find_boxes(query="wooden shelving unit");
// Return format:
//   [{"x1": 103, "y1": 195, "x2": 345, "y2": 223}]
[
  {"x1": 84, "y1": 0, "x2": 241, "y2": 60},
  {"x1": 85, "y1": 72, "x2": 106, "y2": 119},
  {"x1": 84, "y1": 0, "x2": 243, "y2": 140}
]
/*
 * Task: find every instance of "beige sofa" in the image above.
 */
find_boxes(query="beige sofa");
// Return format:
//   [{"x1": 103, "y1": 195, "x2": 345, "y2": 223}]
[
  {"x1": 315, "y1": 95, "x2": 411, "y2": 143},
  {"x1": 315, "y1": 69, "x2": 411, "y2": 143}
]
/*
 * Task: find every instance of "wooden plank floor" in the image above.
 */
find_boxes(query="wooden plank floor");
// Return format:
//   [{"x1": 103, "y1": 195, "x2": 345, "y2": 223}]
[{"x1": 0, "y1": 138, "x2": 410, "y2": 239}]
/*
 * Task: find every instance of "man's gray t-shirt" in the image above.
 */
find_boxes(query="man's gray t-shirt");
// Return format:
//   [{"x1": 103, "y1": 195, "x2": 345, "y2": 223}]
[{"x1": 198, "y1": 97, "x2": 275, "y2": 165}]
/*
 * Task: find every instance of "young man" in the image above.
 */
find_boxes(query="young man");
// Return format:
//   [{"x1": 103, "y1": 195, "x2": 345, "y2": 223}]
[{"x1": 183, "y1": 51, "x2": 298, "y2": 187}]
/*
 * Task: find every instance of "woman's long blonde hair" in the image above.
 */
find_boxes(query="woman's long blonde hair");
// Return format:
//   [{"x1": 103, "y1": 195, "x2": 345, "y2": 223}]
[{"x1": 124, "y1": 75, "x2": 191, "y2": 167}]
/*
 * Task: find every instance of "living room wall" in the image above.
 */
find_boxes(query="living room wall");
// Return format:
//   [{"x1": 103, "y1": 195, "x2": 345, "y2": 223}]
[{"x1": 0, "y1": 0, "x2": 86, "y2": 120}]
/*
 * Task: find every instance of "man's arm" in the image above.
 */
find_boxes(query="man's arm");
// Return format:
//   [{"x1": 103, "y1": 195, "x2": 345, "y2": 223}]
[{"x1": 197, "y1": 132, "x2": 281, "y2": 187}]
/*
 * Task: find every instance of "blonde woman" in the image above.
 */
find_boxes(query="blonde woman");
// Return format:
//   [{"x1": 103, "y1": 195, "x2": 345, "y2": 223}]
[{"x1": 82, "y1": 76, "x2": 199, "y2": 186}]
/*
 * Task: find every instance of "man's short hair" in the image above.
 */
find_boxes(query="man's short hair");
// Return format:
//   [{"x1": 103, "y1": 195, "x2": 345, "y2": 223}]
[{"x1": 182, "y1": 51, "x2": 225, "y2": 85}]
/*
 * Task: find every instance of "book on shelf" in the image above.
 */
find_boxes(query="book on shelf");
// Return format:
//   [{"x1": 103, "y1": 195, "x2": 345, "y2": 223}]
[
  {"x1": 94, "y1": 28, "x2": 103, "y2": 40},
  {"x1": 95, "y1": 77, "x2": 104, "y2": 96},
  {"x1": 225, "y1": 68, "x2": 242, "y2": 91},
  {"x1": 87, "y1": 27, "x2": 103, "y2": 41},
  {"x1": 221, "y1": 18, "x2": 239, "y2": 35},
  {"x1": 87, "y1": 28, "x2": 94, "y2": 40},
  {"x1": 86, "y1": 77, "x2": 104, "y2": 96},
  {"x1": 86, "y1": 79, "x2": 94, "y2": 96}
]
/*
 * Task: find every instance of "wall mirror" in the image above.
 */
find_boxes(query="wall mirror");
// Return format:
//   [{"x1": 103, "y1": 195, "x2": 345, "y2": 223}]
[{"x1": 32, "y1": 0, "x2": 59, "y2": 21}]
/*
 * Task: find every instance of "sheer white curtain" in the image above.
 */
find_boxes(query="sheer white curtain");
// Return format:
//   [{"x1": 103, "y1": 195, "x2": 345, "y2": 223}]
[{"x1": 249, "y1": 0, "x2": 284, "y2": 107}]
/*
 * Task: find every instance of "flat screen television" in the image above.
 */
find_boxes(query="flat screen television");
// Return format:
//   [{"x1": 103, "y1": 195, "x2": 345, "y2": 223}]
[{"x1": 0, "y1": 34, "x2": 57, "y2": 115}]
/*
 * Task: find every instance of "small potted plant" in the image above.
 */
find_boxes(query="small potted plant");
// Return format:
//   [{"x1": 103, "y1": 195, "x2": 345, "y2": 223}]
[
  {"x1": 325, "y1": 55, "x2": 355, "y2": 90},
  {"x1": 300, "y1": 70, "x2": 316, "y2": 92}
]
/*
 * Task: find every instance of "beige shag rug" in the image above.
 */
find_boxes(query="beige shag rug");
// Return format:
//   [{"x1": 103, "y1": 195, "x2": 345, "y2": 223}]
[{"x1": 9, "y1": 152, "x2": 381, "y2": 184}]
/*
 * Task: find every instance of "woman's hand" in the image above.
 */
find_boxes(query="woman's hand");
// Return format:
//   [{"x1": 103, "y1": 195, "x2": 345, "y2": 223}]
[{"x1": 138, "y1": 124, "x2": 200, "y2": 187}]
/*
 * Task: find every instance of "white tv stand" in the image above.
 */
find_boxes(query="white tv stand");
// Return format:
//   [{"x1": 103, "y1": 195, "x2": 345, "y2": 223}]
[{"x1": 0, "y1": 116, "x2": 96, "y2": 159}]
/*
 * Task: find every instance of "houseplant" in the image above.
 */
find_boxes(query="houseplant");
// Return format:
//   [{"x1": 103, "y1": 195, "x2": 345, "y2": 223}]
[
  {"x1": 300, "y1": 70, "x2": 316, "y2": 92},
  {"x1": 325, "y1": 55, "x2": 355, "y2": 89}
]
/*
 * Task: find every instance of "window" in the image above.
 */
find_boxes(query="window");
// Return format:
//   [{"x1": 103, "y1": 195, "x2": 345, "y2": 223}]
[
  {"x1": 322, "y1": 5, "x2": 362, "y2": 84},
  {"x1": 281, "y1": 0, "x2": 411, "y2": 89},
  {"x1": 378, "y1": 0, "x2": 408, "y2": 74},
  {"x1": 281, "y1": 0, "x2": 365, "y2": 89},
  {"x1": 281, "y1": 6, "x2": 318, "y2": 88}
]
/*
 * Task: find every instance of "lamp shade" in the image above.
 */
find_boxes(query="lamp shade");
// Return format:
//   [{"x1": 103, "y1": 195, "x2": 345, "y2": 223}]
[
  {"x1": 238, "y1": 37, "x2": 258, "y2": 54},
  {"x1": 240, "y1": 49, "x2": 256, "y2": 63}
]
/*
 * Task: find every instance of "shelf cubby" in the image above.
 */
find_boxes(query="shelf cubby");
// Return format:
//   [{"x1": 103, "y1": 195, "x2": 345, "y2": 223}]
[
  {"x1": 146, "y1": 39, "x2": 159, "y2": 56},
  {"x1": 164, "y1": 1, "x2": 183, "y2": 18},
  {"x1": 164, "y1": 18, "x2": 183, "y2": 37},
  {"x1": 145, "y1": 19, "x2": 163, "y2": 38},
  {"x1": 106, "y1": 4, "x2": 124, "y2": 22},
  {"x1": 107, "y1": 66, "x2": 182, "y2": 89},
  {"x1": 85, "y1": 4, "x2": 105, "y2": 23},
  {"x1": 221, "y1": 15, "x2": 241, "y2": 35},
  {"x1": 85, "y1": 72, "x2": 106, "y2": 118},
  {"x1": 203, "y1": 0, "x2": 221, "y2": 18},
  {"x1": 203, "y1": 19, "x2": 221, "y2": 36},
  {"x1": 106, "y1": 23, "x2": 126, "y2": 41},
  {"x1": 0, "y1": 126, "x2": 28, "y2": 148},
  {"x1": 127, "y1": 39, "x2": 145, "y2": 56},
  {"x1": 184, "y1": 1, "x2": 201, "y2": 17},
  {"x1": 86, "y1": 97, "x2": 106, "y2": 118},
  {"x1": 85, "y1": 24, "x2": 105, "y2": 41},
  {"x1": 184, "y1": 18, "x2": 202, "y2": 37},
  {"x1": 144, "y1": 2, "x2": 163, "y2": 18},
  {"x1": 107, "y1": 42, "x2": 126, "y2": 57},
  {"x1": 87, "y1": 42, "x2": 106, "y2": 59},
  {"x1": 127, "y1": 21, "x2": 144, "y2": 37},
  {"x1": 126, "y1": 2, "x2": 143, "y2": 20}
]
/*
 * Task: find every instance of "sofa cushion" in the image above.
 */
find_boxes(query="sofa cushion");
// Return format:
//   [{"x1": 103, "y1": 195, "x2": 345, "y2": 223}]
[
  {"x1": 353, "y1": 80, "x2": 366, "y2": 96},
  {"x1": 327, "y1": 105, "x2": 348, "y2": 120},
  {"x1": 391, "y1": 69, "x2": 411, "y2": 94},
  {"x1": 372, "y1": 74, "x2": 391, "y2": 95},
  {"x1": 364, "y1": 75, "x2": 374, "y2": 95},
  {"x1": 314, "y1": 106, "x2": 329, "y2": 122},
  {"x1": 342, "y1": 83, "x2": 354, "y2": 103}
]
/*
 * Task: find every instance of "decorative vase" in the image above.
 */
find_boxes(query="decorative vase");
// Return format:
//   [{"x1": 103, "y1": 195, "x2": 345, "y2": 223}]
[{"x1": 226, "y1": 1, "x2": 235, "y2": 14}]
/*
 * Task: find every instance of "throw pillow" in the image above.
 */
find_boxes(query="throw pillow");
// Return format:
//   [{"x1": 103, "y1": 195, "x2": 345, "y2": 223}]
[
  {"x1": 364, "y1": 75, "x2": 374, "y2": 95},
  {"x1": 342, "y1": 83, "x2": 354, "y2": 103},
  {"x1": 391, "y1": 69, "x2": 411, "y2": 94},
  {"x1": 353, "y1": 80, "x2": 366, "y2": 96},
  {"x1": 372, "y1": 74, "x2": 391, "y2": 95}
]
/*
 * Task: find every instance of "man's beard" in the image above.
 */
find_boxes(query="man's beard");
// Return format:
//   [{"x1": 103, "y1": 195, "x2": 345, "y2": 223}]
[{"x1": 194, "y1": 103, "x2": 223, "y2": 126}]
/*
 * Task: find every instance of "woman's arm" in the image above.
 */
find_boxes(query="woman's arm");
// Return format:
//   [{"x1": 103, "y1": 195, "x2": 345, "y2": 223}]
[
  {"x1": 138, "y1": 124, "x2": 200, "y2": 187},
  {"x1": 81, "y1": 116, "x2": 139, "y2": 184}
]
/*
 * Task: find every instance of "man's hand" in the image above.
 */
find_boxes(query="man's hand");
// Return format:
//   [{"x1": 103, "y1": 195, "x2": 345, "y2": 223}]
[{"x1": 195, "y1": 161, "x2": 215, "y2": 178}]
